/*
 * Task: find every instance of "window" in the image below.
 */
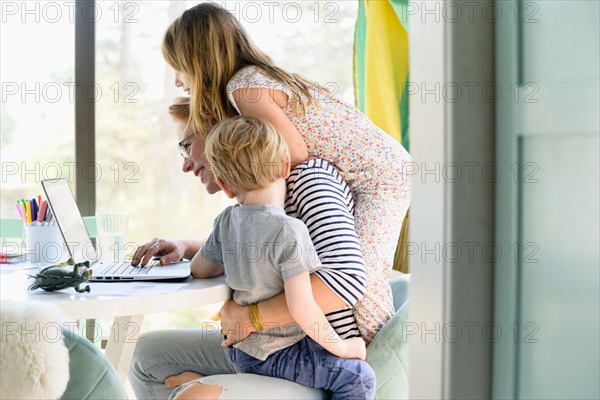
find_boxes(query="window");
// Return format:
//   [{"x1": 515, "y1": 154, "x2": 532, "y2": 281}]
[
  {"x1": 94, "y1": 1, "x2": 358, "y2": 248},
  {"x1": 1, "y1": 0, "x2": 358, "y2": 329},
  {"x1": 1, "y1": 5, "x2": 75, "y2": 220},
  {"x1": 95, "y1": 1, "x2": 229, "y2": 248},
  {"x1": 93, "y1": 0, "x2": 358, "y2": 329}
]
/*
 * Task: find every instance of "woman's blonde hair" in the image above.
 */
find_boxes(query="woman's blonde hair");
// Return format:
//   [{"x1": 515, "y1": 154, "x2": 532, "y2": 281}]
[
  {"x1": 168, "y1": 96, "x2": 191, "y2": 123},
  {"x1": 205, "y1": 116, "x2": 289, "y2": 194},
  {"x1": 163, "y1": 2, "x2": 317, "y2": 136},
  {"x1": 168, "y1": 96, "x2": 217, "y2": 138}
]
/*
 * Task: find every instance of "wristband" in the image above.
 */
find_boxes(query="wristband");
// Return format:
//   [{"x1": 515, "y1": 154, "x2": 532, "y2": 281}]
[{"x1": 248, "y1": 303, "x2": 263, "y2": 331}]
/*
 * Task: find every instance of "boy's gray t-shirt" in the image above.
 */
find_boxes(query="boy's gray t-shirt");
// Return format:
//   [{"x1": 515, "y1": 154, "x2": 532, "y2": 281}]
[{"x1": 200, "y1": 204, "x2": 321, "y2": 360}]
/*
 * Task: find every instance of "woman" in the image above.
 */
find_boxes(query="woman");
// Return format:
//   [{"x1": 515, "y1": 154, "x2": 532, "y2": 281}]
[{"x1": 130, "y1": 97, "x2": 372, "y2": 399}]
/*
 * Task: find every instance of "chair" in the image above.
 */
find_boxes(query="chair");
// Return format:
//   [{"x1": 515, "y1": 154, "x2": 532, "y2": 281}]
[
  {"x1": 168, "y1": 273, "x2": 411, "y2": 399},
  {"x1": 61, "y1": 327, "x2": 128, "y2": 400},
  {"x1": 0, "y1": 218, "x2": 22, "y2": 240},
  {"x1": 0, "y1": 300, "x2": 127, "y2": 400},
  {"x1": 0, "y1": 217, "x2": 97, "y2": 240}
]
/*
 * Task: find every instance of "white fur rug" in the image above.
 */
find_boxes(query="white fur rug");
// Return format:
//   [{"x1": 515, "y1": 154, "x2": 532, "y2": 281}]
[{"x1": 1, "y1": 300, "x2": 70, "y2": 400}]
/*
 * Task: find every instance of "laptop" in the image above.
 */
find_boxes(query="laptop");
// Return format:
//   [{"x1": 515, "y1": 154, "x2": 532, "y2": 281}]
[{"x1": 41, "y1": 178, "x2": 191, "y2": 281}]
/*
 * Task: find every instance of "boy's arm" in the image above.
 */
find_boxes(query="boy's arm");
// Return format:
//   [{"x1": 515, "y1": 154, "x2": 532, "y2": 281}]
[
  {"x1": 284, "y1": 272, "x2": 366, "y2": 360},
  {"x1": 190, "y1": 210, "x2": 227, "y2": 279},
  {"x1": 190, "y1": 248, "x2": 224, "y2": 278}
]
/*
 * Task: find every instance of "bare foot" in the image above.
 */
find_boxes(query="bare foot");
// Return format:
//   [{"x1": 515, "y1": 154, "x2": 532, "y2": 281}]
[{"x1": 164, "y1": 371, "x2": 204, "y2": 388}]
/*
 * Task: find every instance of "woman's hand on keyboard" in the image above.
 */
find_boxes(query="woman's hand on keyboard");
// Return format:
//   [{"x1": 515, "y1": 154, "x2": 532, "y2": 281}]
[{"x1": 131, "y1": 239, "x2": 186, "y2": 267}]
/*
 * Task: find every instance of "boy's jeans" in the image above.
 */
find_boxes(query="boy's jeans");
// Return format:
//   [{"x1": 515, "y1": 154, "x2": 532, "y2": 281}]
[
  {"x1": 129, "y1": 328, "x2": 326, "y2": 400},
  {"x1": 225, "y1": 337, "x2": 376, "y2": 400}
]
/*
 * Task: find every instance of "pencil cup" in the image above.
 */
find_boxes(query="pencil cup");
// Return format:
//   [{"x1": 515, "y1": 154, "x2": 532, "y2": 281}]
[
  {"x1": 23, "y1": 224, "x2": 66, "y2": 264},
  {"x1": 95, "y1": 212, "x2": 129, "y2": 261}
]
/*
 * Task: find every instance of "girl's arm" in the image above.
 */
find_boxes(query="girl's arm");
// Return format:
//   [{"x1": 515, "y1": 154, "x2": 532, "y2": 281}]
[
  {"x1": 284, "y1": 272, "x2": 366, "y2": 360},
  {"x1": 231, "y1": 88, "x2": 308, "y2": 165}
]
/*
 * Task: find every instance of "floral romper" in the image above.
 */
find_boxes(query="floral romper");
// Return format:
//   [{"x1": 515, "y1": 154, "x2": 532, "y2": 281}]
[{"x1": 227, "y1": 66, "x2": 412, "y2": 343}]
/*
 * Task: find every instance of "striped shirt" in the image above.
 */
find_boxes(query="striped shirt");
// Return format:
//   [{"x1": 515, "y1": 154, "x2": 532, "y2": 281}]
[{"x1": 285, "y1": 159, "x2": 366, "y2": 339}]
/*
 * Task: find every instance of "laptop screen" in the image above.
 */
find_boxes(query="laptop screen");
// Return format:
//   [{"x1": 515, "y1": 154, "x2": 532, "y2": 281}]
[{"x1": 42, "y1": 178, "x2": 97, "y2": 264}]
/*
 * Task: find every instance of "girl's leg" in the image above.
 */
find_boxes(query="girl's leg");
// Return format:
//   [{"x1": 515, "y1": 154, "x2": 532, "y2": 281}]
[
  {"x1": 353, "y1": 189, "x2": 410, "y2": 343},
  {"x1": 129, "y1": 328, "x2": 235, "y2": 400}
]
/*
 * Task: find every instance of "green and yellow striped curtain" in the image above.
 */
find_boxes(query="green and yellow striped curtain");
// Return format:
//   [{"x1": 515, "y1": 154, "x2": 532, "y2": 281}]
[{"x1": 354, "y1": 0, "x2": 410, "y2": 272}]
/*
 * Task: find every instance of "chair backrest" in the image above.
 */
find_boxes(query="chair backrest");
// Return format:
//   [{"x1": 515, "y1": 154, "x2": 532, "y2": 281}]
[
  {"x1": 0, "y1": 219, "x2": 23, "y2": 240},
  {"x1": 389, "y1": 273, "x2": 410, "y2": 311},
  {"x1": 83, "y1": 217, "x2": 97, "y2": 238},
  {"x1": 0, "y1": 217, "x2": 97, "y2": 240},
  {"x1": 61, "y1": 327, "x2": 128, "y2": 399}
]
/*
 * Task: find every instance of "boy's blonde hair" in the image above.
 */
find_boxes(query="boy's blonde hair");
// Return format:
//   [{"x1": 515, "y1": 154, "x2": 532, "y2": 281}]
[
  {"x1": 205, "y1": 116, "x2": 289, "y2": 194},
  {"x1": 162, "y1": 2, "x2": 318, "y2": 136}
]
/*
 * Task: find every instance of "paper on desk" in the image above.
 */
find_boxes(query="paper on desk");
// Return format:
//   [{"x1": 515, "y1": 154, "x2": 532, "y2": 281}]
[
  {"x1": 88, "y1": 282, "x2": 188, "y2": 296},
  {"x1": 86, "y1": 282, "x2": 188, "y2": 297},
  {"x1": 0, "y1": 263, "x2": 40, "y2": 272},
  {"x1": 28, "y1": 282, "x2": 188, "y2": 297}
]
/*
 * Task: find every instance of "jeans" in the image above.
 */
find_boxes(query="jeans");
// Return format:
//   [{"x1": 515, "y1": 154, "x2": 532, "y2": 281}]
[
  {"x1": 129, "y1": 328, "x2": 326, "y2": 400},
  {"x1": 225, "y1": 337, "x2": 376, "y2": 400},
  {"x1": 129, "y1": 328, "x2": 234, "y2": 399}
]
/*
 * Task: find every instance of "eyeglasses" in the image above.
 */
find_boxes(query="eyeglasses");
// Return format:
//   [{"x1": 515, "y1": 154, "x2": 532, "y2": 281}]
[{"x1": 178, "y1": 133, "x2": 196, "y2": 159}]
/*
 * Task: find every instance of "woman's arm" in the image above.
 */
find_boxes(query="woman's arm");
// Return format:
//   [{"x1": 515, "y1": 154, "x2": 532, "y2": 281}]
[
  {"x1": 131, "y1": 239, "x2": 204, "y2": 267},
  {"x1": 231, "y1": 88, "x2": 308, "y2": 165},
  {"x1": 220, "y1": 273, "x2": 346, "y2": 346}
]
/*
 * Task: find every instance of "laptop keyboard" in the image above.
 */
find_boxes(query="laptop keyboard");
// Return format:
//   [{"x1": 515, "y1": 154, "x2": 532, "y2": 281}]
[{"x1": 99, "y1": 261, "x2": 156, "y2": 276}]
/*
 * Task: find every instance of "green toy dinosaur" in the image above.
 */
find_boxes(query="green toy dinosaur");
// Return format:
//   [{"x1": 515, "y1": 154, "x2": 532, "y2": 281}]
[{"x1": 28, "y1": 259, "x2": 92, "y2": 293}]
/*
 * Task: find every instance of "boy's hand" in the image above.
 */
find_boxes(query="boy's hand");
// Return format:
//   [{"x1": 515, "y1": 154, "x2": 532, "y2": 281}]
[{"x1": 340, "y1": 337, "x2": 367, "y2": 360}]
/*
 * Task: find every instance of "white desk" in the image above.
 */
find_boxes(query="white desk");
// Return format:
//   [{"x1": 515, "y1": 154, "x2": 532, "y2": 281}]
[{"x1": 0, "y1": 265, "x2": 231, "y2": 383}]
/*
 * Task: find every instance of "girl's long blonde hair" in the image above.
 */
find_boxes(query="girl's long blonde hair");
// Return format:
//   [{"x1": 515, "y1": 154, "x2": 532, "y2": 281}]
[{"x1": 163, "y1": 2, "x2": 317, "y2": 137}]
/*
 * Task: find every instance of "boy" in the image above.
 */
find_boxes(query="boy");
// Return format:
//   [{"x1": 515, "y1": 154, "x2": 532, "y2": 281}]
[{"x1": 179, "y1": 116, "x2": 375, "y2": 399}]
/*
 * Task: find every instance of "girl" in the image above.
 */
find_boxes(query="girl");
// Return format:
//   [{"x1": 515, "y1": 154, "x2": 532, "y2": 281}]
[{"x1": 162, "y1": 2, "x2": 411, "y2": 344}]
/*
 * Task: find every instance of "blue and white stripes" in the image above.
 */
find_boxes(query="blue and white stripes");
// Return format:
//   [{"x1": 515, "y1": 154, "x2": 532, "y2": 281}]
[{"x1": 285, "y1": 159, "x2": 366, "y2": 339}]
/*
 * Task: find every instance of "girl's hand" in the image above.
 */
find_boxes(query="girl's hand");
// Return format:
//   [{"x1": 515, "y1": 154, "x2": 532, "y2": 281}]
[
  {"x1": 219, "y1": 299, "x2": 257, "y2": 347},
  {"x1": 131, "y1": 239, "x2": 185, "y2": 267}
]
